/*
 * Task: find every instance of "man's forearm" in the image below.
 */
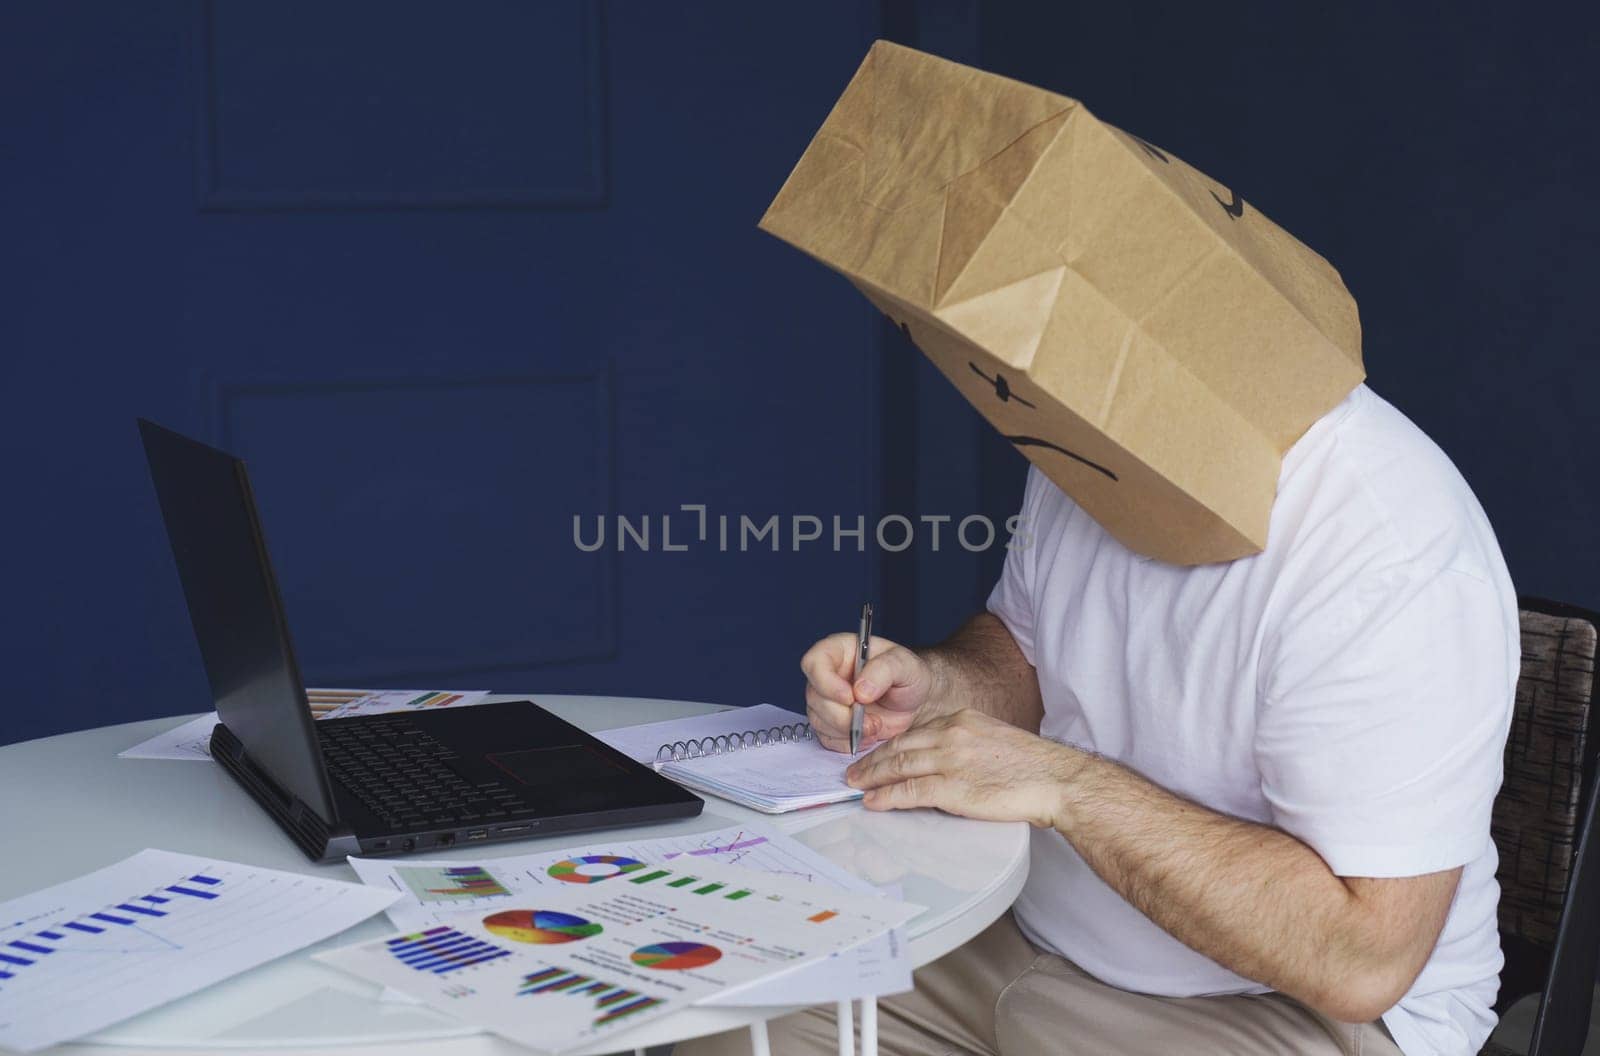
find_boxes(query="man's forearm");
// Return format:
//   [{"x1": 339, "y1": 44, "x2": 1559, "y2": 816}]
[
  {"x1": 861, "y1": 616, "x2": 1457, "y2": 1025},
  {"x1": 1050, "y1": 750, "x2": 1457, "y2": 1023},
  {"x1": 922, "y1": 612, "x2": 1043, "y2": 732}
]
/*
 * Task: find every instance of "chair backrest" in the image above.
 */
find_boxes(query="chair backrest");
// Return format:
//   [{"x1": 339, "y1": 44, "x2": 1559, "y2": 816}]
[{"x1": 1490, "y1": 599, "x2": 1599, "y2": 1009}]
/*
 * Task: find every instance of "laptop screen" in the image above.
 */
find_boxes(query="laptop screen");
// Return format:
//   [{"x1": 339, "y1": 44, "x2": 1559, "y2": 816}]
[{"x1": 138, "y1": 419, "x2": 337, "y2": 823}]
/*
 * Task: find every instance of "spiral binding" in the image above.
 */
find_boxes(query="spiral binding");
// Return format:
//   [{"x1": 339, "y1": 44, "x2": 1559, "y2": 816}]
[{"x1": 652, "y1": 721, "x2": 815, "y2": 769}]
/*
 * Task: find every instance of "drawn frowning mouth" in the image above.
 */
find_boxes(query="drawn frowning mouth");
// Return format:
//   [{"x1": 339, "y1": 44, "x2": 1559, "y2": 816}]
[
  {"x1": 1002, "y1": 436, "x2": 1119, "y2": 482},
  {"x1": 965, "y1": 360, "x2": 1120, "y2": 482}
]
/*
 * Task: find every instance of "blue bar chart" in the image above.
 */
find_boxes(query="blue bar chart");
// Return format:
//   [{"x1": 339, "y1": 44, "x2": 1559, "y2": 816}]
[
  {"x1": 385, "y1": 927, "x2": 510, "y2": 974},
  {"x1": 0, "y1": 873, "x2": 224, "y2": 982},
  {"x1": 0, "y1": 849, "x2": 399, "y2": 1053}
]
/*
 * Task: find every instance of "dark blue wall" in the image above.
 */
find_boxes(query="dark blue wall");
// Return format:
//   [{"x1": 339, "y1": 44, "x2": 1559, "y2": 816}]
[
  {"x1": 3, "y1": 1, "x2": 914, "y2": 745},
  {"x1": 4, "y1": 1, "x2": 1594, "y2": 745}
]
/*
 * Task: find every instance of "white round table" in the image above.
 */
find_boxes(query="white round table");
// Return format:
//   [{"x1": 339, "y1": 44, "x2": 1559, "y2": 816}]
[{"x1": 0, "y1": 695, "x2": 1030, "y2": 1055}]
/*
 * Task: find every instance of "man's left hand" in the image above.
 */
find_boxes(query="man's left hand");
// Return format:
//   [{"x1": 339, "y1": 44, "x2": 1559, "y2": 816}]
[{"x1": 844, "y1": 708, "x2": 1080, "y2": 828}]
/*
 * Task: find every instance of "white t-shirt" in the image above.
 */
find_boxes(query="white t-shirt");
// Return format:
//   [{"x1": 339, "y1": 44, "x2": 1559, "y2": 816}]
[{"x1": 987, "y1": 385, "x2": 1518, "y2": 1056}]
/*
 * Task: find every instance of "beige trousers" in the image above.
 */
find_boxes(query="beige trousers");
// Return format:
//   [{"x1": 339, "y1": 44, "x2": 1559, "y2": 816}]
[{"x1": 673, "y1": 912, "x2": 1403, "y2": 1056}]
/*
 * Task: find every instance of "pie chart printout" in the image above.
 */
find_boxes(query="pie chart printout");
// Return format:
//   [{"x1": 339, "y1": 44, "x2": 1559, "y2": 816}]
[
  {"x1": 547, "y1": 855, "x2": 647, "y2": 884},
  {"x1": 629, "y1": 941, "x2": 723, "y2": 970},
  {"x1": 482, "y1": 910, "x2": 603, "y2": 945}
]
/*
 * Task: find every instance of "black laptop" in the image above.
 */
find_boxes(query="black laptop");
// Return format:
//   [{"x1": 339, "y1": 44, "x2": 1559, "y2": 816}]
[{"x1": 137, "y1": 419, "x2": 702, "y2": 863}]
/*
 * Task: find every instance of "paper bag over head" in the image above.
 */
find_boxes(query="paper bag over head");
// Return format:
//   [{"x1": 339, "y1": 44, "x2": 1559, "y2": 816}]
[{"x1": 759, "y1": 41, "x2": 1364, "y2": 565}]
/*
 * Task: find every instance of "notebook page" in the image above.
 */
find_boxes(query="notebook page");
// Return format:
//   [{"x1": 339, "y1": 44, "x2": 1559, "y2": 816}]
[
  {"x1": 595, "y1": 703, "x2": 807, "y2": 765},
  {"x1": 665, "y1": 733, "x2": 869, "y2": 806}
]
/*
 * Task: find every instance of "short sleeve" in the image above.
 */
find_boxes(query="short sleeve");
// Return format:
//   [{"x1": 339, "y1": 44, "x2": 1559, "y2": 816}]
[
  {"x1": 985, "y1": 466, "x2": 1048, "y2": 667},
  {"x1": 1257, "y1": 567, "x2": 1516, "y2": 878}
]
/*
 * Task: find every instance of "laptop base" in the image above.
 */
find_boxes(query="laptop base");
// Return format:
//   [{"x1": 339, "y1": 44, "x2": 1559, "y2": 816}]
[{"x1": 211, "y1": 699, "x2": 704, "y2": 863}]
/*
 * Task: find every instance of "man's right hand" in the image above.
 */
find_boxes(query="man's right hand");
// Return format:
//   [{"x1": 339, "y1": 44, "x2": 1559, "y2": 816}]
[{"x1": 801, "y1": 633, "x2": 941, "y2": 753}]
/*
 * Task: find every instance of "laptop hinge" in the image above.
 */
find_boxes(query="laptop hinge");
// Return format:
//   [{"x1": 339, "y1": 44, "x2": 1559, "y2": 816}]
[{"x1": 210, "y1": 722, "x2": 360, "y2": 862}]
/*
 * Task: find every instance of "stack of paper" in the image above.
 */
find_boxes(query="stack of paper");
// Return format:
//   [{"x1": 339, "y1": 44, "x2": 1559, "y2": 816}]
[
  {"x1": 346, "y1": 820, "x2": 915, "y2": 1009},
  {"x1": 325, "y1": 829, "x2": 920, "y2": 1054}
]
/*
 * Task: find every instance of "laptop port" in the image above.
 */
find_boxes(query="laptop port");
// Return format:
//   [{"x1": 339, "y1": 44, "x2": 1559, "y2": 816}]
[
  {"x1": 495, "y1": 824, "x2": 533, "y2": 835},
  {"x1": 465, "y1": 829, "x2": 490, "y2": 841},
  {"x1": 370, "y1": 839, "x2": 390, "y2": 851},
  {"x1": 436, "y1": 833, "x2": 455, "y2": 848}
]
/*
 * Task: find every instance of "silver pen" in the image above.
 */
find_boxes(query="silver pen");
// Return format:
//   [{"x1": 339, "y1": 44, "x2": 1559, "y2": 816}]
[{"x1": 850, "y1": 602, "x2": 873, "y2": 754}]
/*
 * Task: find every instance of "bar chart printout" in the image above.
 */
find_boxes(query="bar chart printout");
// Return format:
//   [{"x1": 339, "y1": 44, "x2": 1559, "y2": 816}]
[
  {"x1": 0, "y1": 849, "x2": 398, "y2": 1053},
  {"x1": 323, "y1": 843, "x2": 922, "y2": 1053},
  {"x1": 319, "y1": 933, "x2": 682, "y2": 1053},
  {"x1": 518, "y1": 967, "x2": 665, "y2": 1028},
  {"x1": 397, "y1": 865, "x2": 511, "y2": 904},
  {"x1": 386, "y1": 927, "x2": 511, "y2": 973},
  {"x1": 345, "y1": 821, "x2": 920, "y2": 1009}
]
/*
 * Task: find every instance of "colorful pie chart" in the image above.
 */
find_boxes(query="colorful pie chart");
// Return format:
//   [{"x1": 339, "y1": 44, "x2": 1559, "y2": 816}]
[
  {"x1": 547, "y1": 854, "x2": 647, "y2": 884},
  {"x1": 630, "y1": 941, "x2": 723, "y2": 970},
  {"x1": 482, "y1": 909, "x2": 603, "y2": 944}
]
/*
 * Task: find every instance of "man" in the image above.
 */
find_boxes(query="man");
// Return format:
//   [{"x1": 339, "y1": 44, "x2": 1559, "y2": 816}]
[{"x1": 680, "y1": 381, "x2": 1517, "y2": 1055}]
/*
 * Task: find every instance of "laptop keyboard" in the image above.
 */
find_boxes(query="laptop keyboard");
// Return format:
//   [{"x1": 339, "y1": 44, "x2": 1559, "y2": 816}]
[{"x1": 320, "y1": 718, "x2": 527, "y2": 831}]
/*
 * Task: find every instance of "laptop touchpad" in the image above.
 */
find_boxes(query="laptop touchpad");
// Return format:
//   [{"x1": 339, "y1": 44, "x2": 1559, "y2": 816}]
[{"x1": 488, "y1": 745, "x2": 627, "y2": 787}]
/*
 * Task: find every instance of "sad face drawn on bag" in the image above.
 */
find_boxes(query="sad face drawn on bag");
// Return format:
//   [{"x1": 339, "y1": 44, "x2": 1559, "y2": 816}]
[
  {"x1": 892, "y1": 319, "x2": 1118, "y2": 483},
  {"x1": 966, "y1": 361, "x2": 1119, "y2": 482},
  {"x1": 885, "y1": 128, "x2": 1257, "y2": 494}
]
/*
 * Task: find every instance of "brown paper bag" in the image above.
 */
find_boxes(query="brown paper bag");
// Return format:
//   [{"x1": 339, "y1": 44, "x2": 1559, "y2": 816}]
[{"x1": 760, "y1": 41, "x2": 1363, "y2": 564}]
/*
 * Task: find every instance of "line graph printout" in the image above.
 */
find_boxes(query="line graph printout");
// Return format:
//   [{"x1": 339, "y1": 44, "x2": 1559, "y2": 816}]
[
  {"x1": 322, "y1": 849, "x2": 918, "y2": 1054},
  {"x1": 348, "y1": 821, "x2": 915, "y2": 1006},
  {"x1": 0, "y1": 849, "x2": 398, "y2": 1053}
]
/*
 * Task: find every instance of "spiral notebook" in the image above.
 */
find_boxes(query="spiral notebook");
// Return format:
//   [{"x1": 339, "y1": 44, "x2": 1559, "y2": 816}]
[{"x1": 594, "y1": 704, "x2": 869, "y2": 813}]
